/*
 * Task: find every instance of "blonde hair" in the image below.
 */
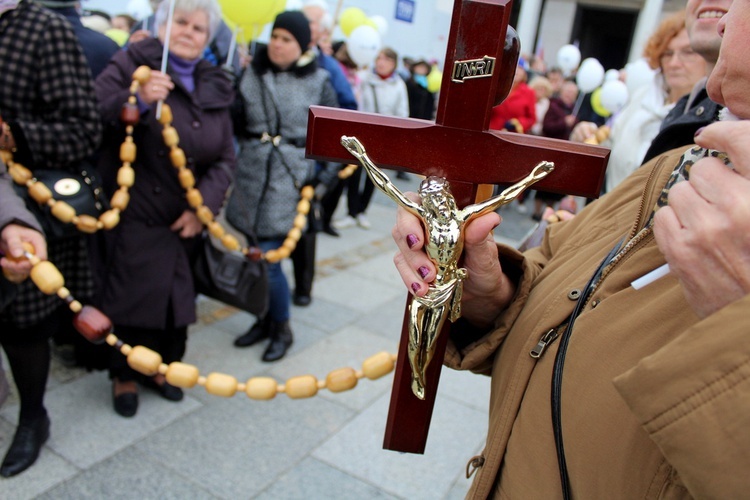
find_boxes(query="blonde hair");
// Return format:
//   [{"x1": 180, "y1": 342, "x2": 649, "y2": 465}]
[
  {"x1": 643, "y1": 10, "x2": 686, "y2": 70},
  {"x1": 528, "y1": 76, "x2": 553, "y2": 98}
]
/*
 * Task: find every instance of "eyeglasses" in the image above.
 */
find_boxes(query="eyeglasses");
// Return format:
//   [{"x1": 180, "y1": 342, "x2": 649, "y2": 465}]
[{"x1": 659, "y1": 48, "x2": 701, "y2": 64}]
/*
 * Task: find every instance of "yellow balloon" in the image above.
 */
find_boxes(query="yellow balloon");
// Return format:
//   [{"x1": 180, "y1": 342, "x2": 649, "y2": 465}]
[
  {"x1": 340, "y1": 7, "x2": 367, "y2": 37},
  {"x1": 364, "y1": 18, "x2": 378, "y2": 30},
  {"x1": 427, "y1": 66, "x2": 442, "y2": 93},
  {"x1": 590, "y1": 87, "x2": 611, "y2": 118},
  {"x1": 220, "y1": 0, "x2": 286, "y2": 40}
]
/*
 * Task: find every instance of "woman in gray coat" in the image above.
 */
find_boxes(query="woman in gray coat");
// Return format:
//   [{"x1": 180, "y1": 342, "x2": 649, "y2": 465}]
[{"x1": 226, "y1": 11, "x2": 337, "y2": 361}]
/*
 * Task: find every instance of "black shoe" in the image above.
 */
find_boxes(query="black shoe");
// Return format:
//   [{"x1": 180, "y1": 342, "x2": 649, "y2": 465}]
[
  {"x1": 322, "y1": 225, "x2": 340, "y2": 237},
  {"x1": 141, "y1": 377, "x2": 184, "y2": 401},
  {"x1": 0, "y1": 414, "x2": 50, "y2": 477},
  {"x1": 113, "y1": 390, "x2": 138, "y2": 417},
  {"x1": 234, "y1": 317, "x2": 271, "y2": 347},
  {"x1": 262, "y1": 321, "x2": 293, "y2": 362},
  {"x1": 293, "y1": 294, "x2": 312, "y2": 307}
]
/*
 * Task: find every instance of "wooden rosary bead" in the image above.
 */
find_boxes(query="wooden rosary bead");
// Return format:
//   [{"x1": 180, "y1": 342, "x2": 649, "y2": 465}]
[
  {"x1": 50, "y1": 201, "x2": 76, "y2": 223},
  {"x1": 281, "y1": 237, "x2": 297, "y2": 251},
  {"x1": 127, "y1": 345, "x2": 162, "y2": 376},
  {"x1": 285, "y1": 375, "x2": 318, "y2": 399},
  {"x1": 162, "y1": 126, "x2": 179, "y2": 147},
  {"x1": 296, "y1": 198, "x2": 311, "y2": 215},
  {"x1": 207, "y1": 221, "x2": 224, "y2": 239},
  {"x1": 195, "y1": 205, "x2": 213, "y2": 224},
  {"x1": 120, "y1": 102, "x2": 140, "y2": 125},
  {"x1": 288, "y1": 228, "x2": 302, "y2": 242},
  {"x1": 99, "y1": 209, "x2": 121, "y2": 230},
  {"x1": 165, "y1": 362, "x2": 200, "y2": 388},
  {"x1": 120, "y1": 137, "x2": 136, "y2": 163},
  {"x1": 186, "y1": 188, "x2": 203, "y2": 208},
  {"x1": 72, "y1": 305, "x2": 112, "y2": 344},
  {"x1": 300, "y1": 185, "x2": 314, "y2": 199},
  {"x1": 275, "y1": 247, "x2": 291, "y2": 260},
  {"x1": 178, "y1": 167, "x2": 194, "y2": 188},
  {"x1": 205, "y1": 372, "x2": 238, "y2": 397},
  {"x1": 30, "y1": 261, "x2": 64, "y2": 295},
  {"x1": 75, "y1": 214, "x2": 99, "y2": 233},
  {"x1": 293, "y1": 213, "x2": 307, "y2": 229},
  {"x1": 8, "y1": 163, "x2": 31, "y2": 184},
  {"x1": 245, "y1": 377, "x2": 278, "y2": 400},
  {"x1": 264, "y1": 249, "x2": 280, "y2": 263},
  {"x1": 362, "y1": 351, "x2": 395, "y2": 380},
  {"x1": 28, "y1": 181, "x2": 52, "y2": 205},
  {"x1": 117, "y1": 165, "x2": 135, "y2": 187},
  {"x1": 170, "y1": 148, "x2": 186, "y2": 168},
  {"x1": 246, "y1": 246, "x2": 263, "y2": 261},
  {"x1": 158, "y1": 103, "x2": 173, "y2": 125},
  {"x1": 132, "y1": 65, "x2": 152, "y2": 84},
  {"x1": 326, "y1": 367, "x2": 358, "y2": 393},
  {"x1": 220, "y1": 233, "x2": 240, "y2": 252},
  {"x1": 110, "y1": 187, "x2": 130, "y2": 210}
]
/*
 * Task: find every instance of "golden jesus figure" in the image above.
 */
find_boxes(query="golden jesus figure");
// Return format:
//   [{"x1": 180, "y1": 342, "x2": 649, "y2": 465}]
[{"x1": 341, "y1": 136, "x2": 554, "y2": 399}]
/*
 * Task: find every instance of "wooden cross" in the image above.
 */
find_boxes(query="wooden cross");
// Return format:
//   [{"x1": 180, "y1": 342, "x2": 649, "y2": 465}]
[{"x1": 305, "y1": 0, "x2": 609, "y2": 454}]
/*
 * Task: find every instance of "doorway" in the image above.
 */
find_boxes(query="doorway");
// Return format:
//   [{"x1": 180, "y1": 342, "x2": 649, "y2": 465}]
[{"x1": 571, "y1": 5, "x2": 638, "y2": 71}]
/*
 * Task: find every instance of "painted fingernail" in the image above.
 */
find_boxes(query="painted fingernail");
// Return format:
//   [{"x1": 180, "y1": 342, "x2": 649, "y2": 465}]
[
  {"x1": 406, "y1": 234, "x2": 419, "y2": 248},
  {"x1": 418, "y1": 266, "x2": 429, "y2": 279},
  {"x1": 694, "y1": 126, "x2": 705, "y2": 138},
  {"x1": 411, "y1": 282, "x2": 420, "y2": 293}
]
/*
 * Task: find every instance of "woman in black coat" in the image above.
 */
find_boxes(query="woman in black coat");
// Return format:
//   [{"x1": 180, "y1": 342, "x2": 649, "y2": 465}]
[{"x1": 94, "y1": 0, "x2": 235, "y2": 418}]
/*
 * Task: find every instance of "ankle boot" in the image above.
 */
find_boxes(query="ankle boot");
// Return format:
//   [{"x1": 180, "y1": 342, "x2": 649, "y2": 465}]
[
  {"x1": 0, "y1": 414, "x2": 50, "y2": 477},
  {"x1": 234, "y1": 316, "x2": 271, "y2": 347},
  {"x1": 262, "y1": 321, "x2": 293, "y2": 362}
]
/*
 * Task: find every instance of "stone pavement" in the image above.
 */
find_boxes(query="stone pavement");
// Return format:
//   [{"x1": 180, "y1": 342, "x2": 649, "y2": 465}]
[{"x1": 0, "y1": 178, "x2": 541, "y2": 500}]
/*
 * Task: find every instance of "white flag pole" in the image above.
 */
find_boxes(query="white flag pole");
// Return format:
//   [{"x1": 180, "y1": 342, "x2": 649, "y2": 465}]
[{"x1": 156, "y1": 0, "x2": 176, "y2": 121}]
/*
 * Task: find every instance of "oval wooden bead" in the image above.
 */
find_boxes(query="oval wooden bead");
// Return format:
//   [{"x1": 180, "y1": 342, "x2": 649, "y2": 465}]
[
  {"x1": 158, "y1": 103, "x2": 173, "y2": 125},
  {"x1": 166, "y1": 362, "x2": 200, "y2": 388},
  {"x1": 76, "y1": 214, "x2": 99, "y2": 233},
  {"x1": 326, "y1": 367, "x2": 358, "y2": 393},
  {"x1": 296, "y1": 199, "x2": 310, "y2": 215},
  {"x1": 30, "y1": 261, "x2": 64, "y2": 295},
  {"x1": 51, "y1": 201, "x2": 76, "y2": 223},
  {"x1": 293, "y1": 213, "x2": 307, "y2": 229},
  {"x1": 288, "y1": 228, "x2": 302, "y2": 242},
  {"x1": 264, "y1": 249, "x2": 281, "y2": 263},
  {"x1": 207, "y1": 221, "x2": 224, "y2": 239},
  {"x1": 178, "y1": 169, "x2": 195, "y2": 190},
  {"x1": 245, "y1": 377, "x2": 278, "y2": 400},
  {"x1": 196, "y1": 206, "x2": 214, "y2": 225},
  {"x1": 300, "y1": 185, "x2": 314, "y2": 199},
  {"x1": 120, "y1": 138, "x2": 136, "y2": 163},
  {"x1": 205, "y1": 372, "x2": 238, "y2": 397},
  {"x1": 127, "y1": 345, "x2": 162, "y2": 376},
  {"x1": 28, "y1": 181, "x2": 52, "y2": 204},
  {"x1": 110, "y1": 188, "x2": 130, "y2": 210},
  {"x1": 285, "y1": 375, "x2": 318, "y2": 399},
  {"x1": 72, "y1": 305, "x2": 112, "y2": 344},
  {"x1": 132, "y1": 65, "x2": 152, "y2": 84},
  {"x1": 186, "y1": 188, "x2": 203, "y2": 208},
  {"x1": 117, "y1": 165, "x2": 135, "y2": 187},
  {"x1": 362, "y1": 351, "x2": 395, "y2": 380},
  {"x1": 99, "y1": 209, "x2": 120, "y2": 229},
  {"x1": 162, "y1": 126, "x2": 179, "y2": 147},
  {"x1": 221, "y1": 233, "x2": 240, "y2": 251},
  {"x1": 281, "y1": 237, "x2": 297, "y2": 251},
  {"x1": 9, "y1": 163, "x2": 32, "y2": 184},
  {"x1": 170, "y1": 148, "x2": 186, "y2": 168}
]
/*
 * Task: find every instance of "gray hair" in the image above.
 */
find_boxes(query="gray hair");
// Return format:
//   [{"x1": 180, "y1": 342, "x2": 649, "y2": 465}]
[{"x1": 154, "y1": 0, "x2": 222, "y2": 44}]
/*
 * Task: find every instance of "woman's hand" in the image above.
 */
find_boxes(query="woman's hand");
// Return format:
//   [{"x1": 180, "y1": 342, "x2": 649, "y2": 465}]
[
  {"x1": 138, "y1": 71, "x2": 175, "y2": 106},
  {"x1": 0, "y1": 224, "x2": 47, "y2": 283},
  {"x1": 392, "y1": 192, "x2": 515, "y2": 329},
  {"x1": 170, "y1": 210, "x2": 203, "y2": 239},
  {"x1": 654, "y1": 120, "x2": 750, "y2": 318}
]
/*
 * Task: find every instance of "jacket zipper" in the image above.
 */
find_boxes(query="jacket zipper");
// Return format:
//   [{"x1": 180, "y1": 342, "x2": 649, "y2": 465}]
[{"x1": 530, "y1": 328, "x2": 560, "y2": 358}]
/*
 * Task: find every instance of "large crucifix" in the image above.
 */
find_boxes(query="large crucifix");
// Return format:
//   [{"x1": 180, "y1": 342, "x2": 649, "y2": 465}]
[{"x1": 306, "y1": 0, "x2": 609, "y2": 454}]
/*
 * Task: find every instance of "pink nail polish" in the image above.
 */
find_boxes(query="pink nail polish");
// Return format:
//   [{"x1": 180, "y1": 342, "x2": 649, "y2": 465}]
[
  {"x1": 418, "y1": 266, "x2": 429, "y2": 279},
  {"x1": 406, "y1": 234, "x2": 419, "y2": 248},
  {"x1": 411, "y1": 282, "x2": 420, "y2": 293}
]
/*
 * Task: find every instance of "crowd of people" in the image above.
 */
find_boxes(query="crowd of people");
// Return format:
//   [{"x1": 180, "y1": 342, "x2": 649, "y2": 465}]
[{"x1": 1, "y1": 0, "x2": 747, "y2": 496}]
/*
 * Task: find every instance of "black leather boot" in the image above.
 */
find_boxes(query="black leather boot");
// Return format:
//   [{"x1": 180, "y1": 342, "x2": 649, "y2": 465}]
[
  {"x1": 262, "y1": 321, "x2": 293, "y2": 362},
  {"x1": 233, "y1": 316, "x2": 271, "y2": 347},
  {"x1": 0, "y1": 414, "x2": 50, "y2": 477}
]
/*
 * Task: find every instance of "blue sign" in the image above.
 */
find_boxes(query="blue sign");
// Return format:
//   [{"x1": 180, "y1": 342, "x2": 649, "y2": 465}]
[{"x1": 395, "y1": 0, "x2": 415, "y2": 23}]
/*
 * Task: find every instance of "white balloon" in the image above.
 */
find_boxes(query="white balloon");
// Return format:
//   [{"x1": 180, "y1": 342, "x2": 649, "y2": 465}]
[
  {"x1": 576, "y1": 58, "x2": 605, "y2": 93},
  {"x1": 604, "y1": 69, "x2": 620, "y2": 82},
  {"x1": 556, "y1": 44, "x2": 581, "y2": 73},
  {"x1": 370, "y1": 15, "x2": 389, "y2": 37},
  {"x1": 347, "y1": 25, "x2": 381, "y2": 68},
  {"x1": 600, "y1": 80, "x2": 629, "y2": 114},
  {"x1": 624, "y1": 58, "x2": 656, "y2": 94}
]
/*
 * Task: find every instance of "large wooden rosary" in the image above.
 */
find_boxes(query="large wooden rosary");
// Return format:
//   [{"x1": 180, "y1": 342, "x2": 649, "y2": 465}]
[{"x1": 3, "y1": 66, "x2": 397, "y2": 399}]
